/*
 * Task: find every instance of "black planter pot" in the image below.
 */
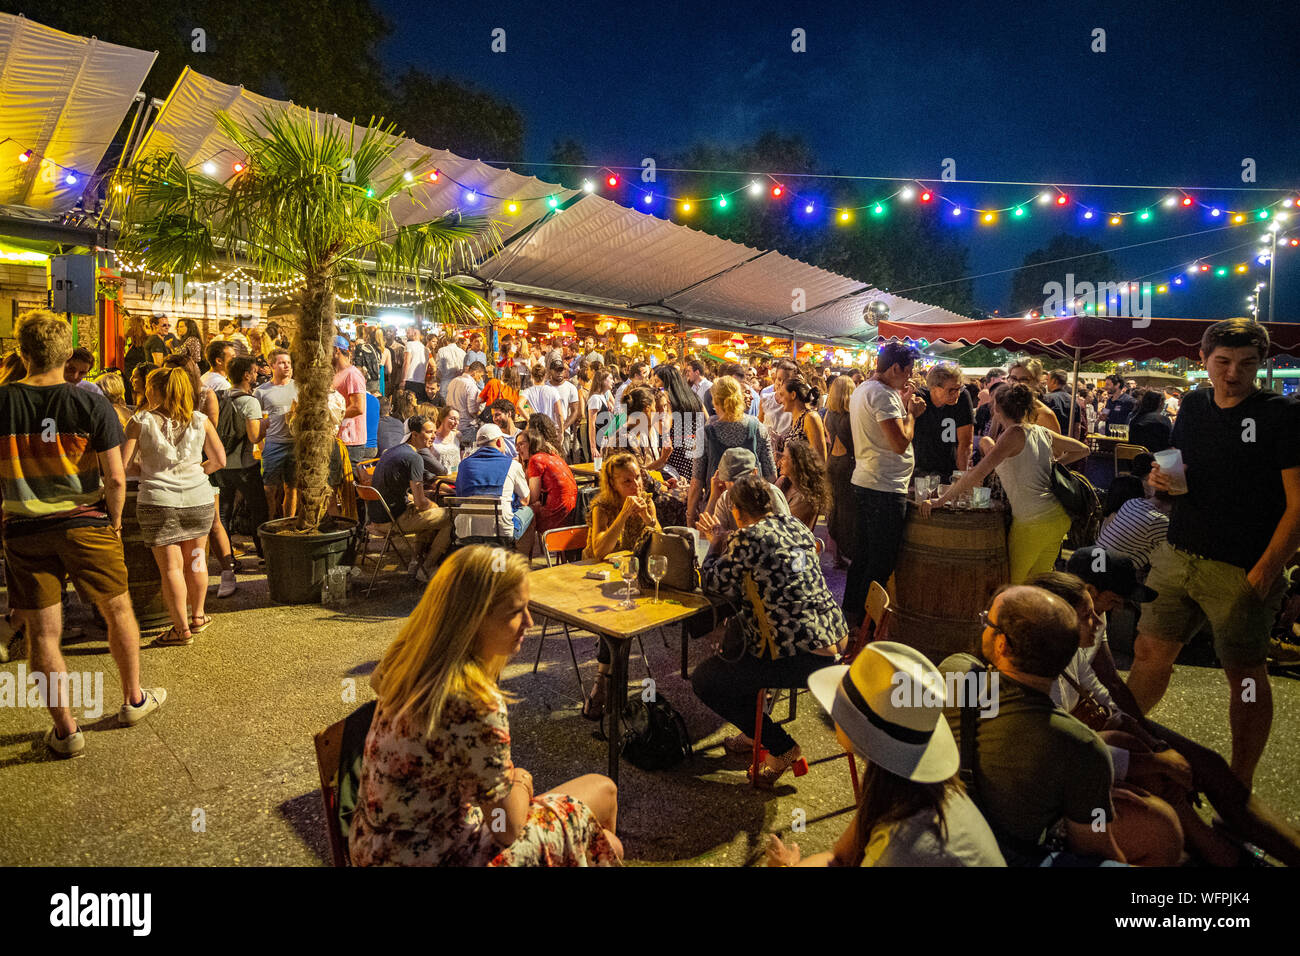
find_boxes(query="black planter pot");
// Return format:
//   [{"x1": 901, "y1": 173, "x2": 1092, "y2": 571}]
[{"x1": 258, "y1": 517, "x2": 358, "y2": 605}]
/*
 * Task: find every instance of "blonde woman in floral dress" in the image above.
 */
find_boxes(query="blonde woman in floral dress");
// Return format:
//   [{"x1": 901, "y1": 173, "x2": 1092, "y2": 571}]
[{"x1": 350, "y1": 546, "x2": 622, "y2": 866}]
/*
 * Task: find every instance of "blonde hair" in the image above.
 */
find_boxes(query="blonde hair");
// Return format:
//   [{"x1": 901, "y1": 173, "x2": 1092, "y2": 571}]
[
  {"x1": 16, "y1": 310, "x2": 72, "y2": 374},
  {"x1": 374, "y1": 546, "x2": 531, "y2": 734},
  {"x1": 146, "y1": 366, "x2": 195, "y2": 424},
  {"x1": 827, "y1": 375, "x2": 854, "y2": 413},
  {"x1": 593, "y1": 451, "x2": 641, "y2": 515},
  {"x1": 1009, "y1": 358, "x2": 1043, "y2": 383},
  {"x1": 97, "y1": 370, "x2": 126, "y2": 405},
  {"x1": 0, "y1": 349, "x2": 26, "y2": 385},
  {"x1": 712, "y1": 375, "x2": 745, "y2": 420}
]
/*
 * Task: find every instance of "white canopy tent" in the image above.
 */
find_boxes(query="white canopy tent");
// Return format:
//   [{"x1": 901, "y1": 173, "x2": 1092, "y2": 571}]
[
  {"x1": 133, "y1": 67, "x2": 577, "y2": 246},
  {"x1": 0, "y1": 12, "x2": 156, "y2": 216},
  {"x1": 124, "y1": 67, "x2": 969, "y2": 345}
]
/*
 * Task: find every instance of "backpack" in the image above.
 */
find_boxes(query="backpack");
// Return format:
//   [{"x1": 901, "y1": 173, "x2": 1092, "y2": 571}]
[
  {"x1": 354, "y1": 340, "x2": 381, "y2": 386},
  {"x1": 1052, "y1": 466, "x2": 1102, "y2": 549},
  {"x1": 617, "y1": 693, "x2": 692, "y2": 771},
  {"x1": 215, "y1": 389, "x2": 249, "y2": 458}
]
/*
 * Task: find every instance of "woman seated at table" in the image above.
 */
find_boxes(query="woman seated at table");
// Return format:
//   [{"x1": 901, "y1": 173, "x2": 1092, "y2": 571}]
[
  {"x1": 580, "y1": 452, "x2": 661, "y2": 719},
  {"x1": 693, "y1": 475, "x2": 847, "y2": 788},
  {"x1": 777, "y1": 439, "x2": 829, "y2": 531},
  {"x1": 429, "y1": 406, "x2": 462, "y2": 473},
  {"x1": 350, "y1": 545, "x2": 623, "y2": 867},
  {"x1": 922, "y1": 384, "x2": 1089, "y2": 583},
  {"x1": 517, "y1": 421, "x2": 577, "y2": 538}
]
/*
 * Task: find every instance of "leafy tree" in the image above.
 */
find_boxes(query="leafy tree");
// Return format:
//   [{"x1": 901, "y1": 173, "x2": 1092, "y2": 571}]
[
  {"x1": 114, "y1": 108, "x2": 500, "y2": 530},
  {"x1": 543, "y1": 139, "x2": 589, "y2": 191},
  {"x1": 390, "y1": 69, "x2": 524, "y2": 162},
  {"x1": 1008, "y1": 233, "x2": 1123, "y2": 315}
]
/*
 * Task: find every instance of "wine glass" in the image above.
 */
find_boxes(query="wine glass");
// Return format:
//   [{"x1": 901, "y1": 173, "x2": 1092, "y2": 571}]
[
  {"x1": 621, "y1": 556, "x2": 639, "y2": 609},
  {"x1": 647, "y1": 555, "x2": 668, "y2": 604}
]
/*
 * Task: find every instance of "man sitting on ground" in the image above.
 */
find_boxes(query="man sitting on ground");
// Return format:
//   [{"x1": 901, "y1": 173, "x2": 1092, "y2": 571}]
[{"x1": 368, "y1": 414, "x2": 452, "y2": 582}]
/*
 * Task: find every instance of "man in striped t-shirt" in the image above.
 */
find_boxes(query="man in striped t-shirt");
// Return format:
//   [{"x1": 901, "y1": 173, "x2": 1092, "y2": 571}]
[{"x1": 0, "y1": 311, "x2": 165, "y2": 758}]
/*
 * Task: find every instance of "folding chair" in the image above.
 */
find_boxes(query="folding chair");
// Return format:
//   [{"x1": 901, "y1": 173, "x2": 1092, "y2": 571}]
[
  {"x1": 355, "y1": 458, "x2": 380, "y2": 485},
  {"x1": 354, "y1": 485, "x2": 415, "y2": 596},
  {"x1": 444, "y1": 496, "x2": 514, "y2": 550},
  {"x1": 1113, "y1": 442, "x2": 1149, "y2": 479},
  {"x1": 313, "y1": 699, "x2": 377, "y2": 867}
]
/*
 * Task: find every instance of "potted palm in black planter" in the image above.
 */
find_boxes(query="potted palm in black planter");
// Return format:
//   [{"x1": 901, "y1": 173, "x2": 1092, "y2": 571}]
[{"x1": 114, "y1": 108, "x2": 499, "y2": 603}]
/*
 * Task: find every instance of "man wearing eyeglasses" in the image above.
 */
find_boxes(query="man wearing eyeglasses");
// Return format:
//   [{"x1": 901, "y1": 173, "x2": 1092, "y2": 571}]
[
  {"x1": 911, "y1": 362, "x2": 973, "y2": 483},
  {"x1": 940, "y1": 586, "x2": 1125, "y2": 866}
]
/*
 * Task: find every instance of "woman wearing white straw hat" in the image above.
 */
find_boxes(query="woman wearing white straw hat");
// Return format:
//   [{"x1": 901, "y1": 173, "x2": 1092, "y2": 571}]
[{"x1": 766, "y1": 642, "x2": 1006, "y2": 867}]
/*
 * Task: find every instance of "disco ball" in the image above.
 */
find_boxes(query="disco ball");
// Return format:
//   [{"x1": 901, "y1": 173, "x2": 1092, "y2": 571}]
[{"x1": 863, "y1": 300, "x2": 890, "y2": 327}]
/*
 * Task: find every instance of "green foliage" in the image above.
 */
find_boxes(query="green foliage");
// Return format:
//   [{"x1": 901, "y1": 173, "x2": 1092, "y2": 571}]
[{"x1": 1008, "y1": 233, "x2": 1123, "y2": 314}]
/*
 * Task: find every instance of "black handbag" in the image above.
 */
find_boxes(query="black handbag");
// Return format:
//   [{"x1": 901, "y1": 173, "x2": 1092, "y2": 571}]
[{"x1": 1048, "y1": 461, "x2": 1094, "y2": 517}]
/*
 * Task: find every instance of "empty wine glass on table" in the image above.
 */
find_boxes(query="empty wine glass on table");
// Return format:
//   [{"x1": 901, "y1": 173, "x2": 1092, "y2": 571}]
[
  {"x1": 647, "y1": 554, "x2": 668, "y2": 604},
  {"x1": 621, "y1": 556, "x2": 639, "y2": 609}
]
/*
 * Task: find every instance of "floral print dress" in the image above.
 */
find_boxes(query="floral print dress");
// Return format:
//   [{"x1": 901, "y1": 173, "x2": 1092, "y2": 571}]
[{"x1": 349, "y1": 689, "x2": 619, "y2": 867}]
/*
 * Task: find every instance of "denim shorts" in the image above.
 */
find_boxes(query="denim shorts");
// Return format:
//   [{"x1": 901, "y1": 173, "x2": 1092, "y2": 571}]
[{"x1": 261, "y1": 441, "x2": 296, "y2": 486}]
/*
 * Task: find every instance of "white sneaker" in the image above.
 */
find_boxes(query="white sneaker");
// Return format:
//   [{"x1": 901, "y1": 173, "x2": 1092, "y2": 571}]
[
  {"x1": 217, "y1": 570, "x2": 237, "y2": 598},
  {"x1": 119, "y1": 687, "x2": 167, "y2": 726},
  {"x1": 45, "y1": 724, "x2": 85, "y2": 758}
]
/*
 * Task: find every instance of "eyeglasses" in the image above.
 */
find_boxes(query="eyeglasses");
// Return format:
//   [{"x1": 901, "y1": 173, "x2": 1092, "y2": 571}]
[{"x1": 977, "y1": 609, "x2": 1007, "y2": 637}]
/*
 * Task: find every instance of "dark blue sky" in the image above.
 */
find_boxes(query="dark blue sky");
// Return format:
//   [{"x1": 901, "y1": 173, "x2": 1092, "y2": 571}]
[{"x1": 377, "y1": 0, "x2": 1299, "y2": 319}]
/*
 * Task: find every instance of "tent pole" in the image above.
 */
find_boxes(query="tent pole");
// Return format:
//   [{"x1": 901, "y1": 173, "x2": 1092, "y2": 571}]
[{"x1": 1068, "y1": 346, "x2": 1082, "y2": 436}]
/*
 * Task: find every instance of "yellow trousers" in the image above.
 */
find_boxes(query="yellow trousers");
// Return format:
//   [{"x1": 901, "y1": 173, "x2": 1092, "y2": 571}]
[{"x1": 1008, "y1": 508, "x2": 1072, "y2": 584}]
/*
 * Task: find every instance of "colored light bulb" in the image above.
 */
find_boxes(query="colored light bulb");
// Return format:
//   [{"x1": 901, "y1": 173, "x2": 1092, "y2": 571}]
[
  {"x1": 1083, "y1": 210, "x2": 1094, "y2": 219},
  {"x1": 1182, "y1": 196, "x2": 1193, "y2": 206},
  {"x1": 1056, "y1": 194, "x2": 1068, "y2": 205},
  {"x1": 771, "y1": 185, "x2": 783, "y2": 198},
  {"x1": 1013, "y1": 207, "x2": 1025, "y2": 217},
  {"x1": 1109, "y1": 215, "x2": 1121, "y2": 225},
  {"x1": 18, "y1": 149, "x2": 31, "y2": 163},
  {"x1": 920, "y1": 191, "x2": 932, "y2": 202},
  {"x1": 548, "y1": 195, "x2": 559, "y2": 208}
]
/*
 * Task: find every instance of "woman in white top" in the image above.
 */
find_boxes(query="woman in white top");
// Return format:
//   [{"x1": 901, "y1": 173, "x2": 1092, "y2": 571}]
[
  {"x1": 767, "y1": 642, "x2": 1005, "y2": 868},
  {"x1": 924, "y1": 384, "x2": 1089, "y2": 583},
  {"x1": 430, "y1": 406, "x2": 462, "y2": 473},
  {"x1": 123, "y1": 366, "x2": 227, "y2": 646},
  {"x1": 586, "y1": 369, "x2": 616, "y2": 461}
]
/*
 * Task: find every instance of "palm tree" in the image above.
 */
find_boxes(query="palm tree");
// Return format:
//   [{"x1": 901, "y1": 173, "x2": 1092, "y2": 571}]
[{"x1": 114, "y1": 108, "x2": 500, "y2": 531}]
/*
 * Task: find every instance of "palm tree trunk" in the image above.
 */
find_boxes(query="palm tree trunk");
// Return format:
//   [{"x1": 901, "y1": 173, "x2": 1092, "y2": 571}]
[{"x1": 293, "y1": 272, "x2": 337, "y2": 531}]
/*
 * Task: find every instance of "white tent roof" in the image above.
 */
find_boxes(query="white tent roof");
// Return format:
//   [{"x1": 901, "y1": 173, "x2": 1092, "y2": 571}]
[
  {"x1": 135, "y1": 67, "x2": 577, "y2": 244},
  {"x1": 478, "y1": 194, "x2": 969, "y2": 342},
  {"x1": 0, "y1": 13, "x2": 156, "y2": 215},
  {"x1": 127, "y1": 67, "x2": 968, "y2": 343}
]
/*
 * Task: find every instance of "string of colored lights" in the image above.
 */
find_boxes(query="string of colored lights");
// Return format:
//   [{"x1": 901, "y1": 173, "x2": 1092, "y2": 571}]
[{"x1": 3, "y1": 136, "x2": 87, "y2": 186}]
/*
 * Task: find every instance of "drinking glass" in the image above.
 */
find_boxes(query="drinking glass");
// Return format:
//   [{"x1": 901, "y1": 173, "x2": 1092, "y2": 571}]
[
  {"x1": 647, "y1": 555, "x2": 668, "y2": 604},
  {"x1": 621, "y1": 556, "x2": 639, "y2": 609}
]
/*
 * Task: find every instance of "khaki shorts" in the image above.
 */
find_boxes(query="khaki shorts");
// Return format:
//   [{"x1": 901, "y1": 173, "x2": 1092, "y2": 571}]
[
  {"x1": 1140, "y1": 541, "x2": 1287, "y2": 668},
  {"x1": 3, "y1": 524, "x2": 130, "y2": 611}
]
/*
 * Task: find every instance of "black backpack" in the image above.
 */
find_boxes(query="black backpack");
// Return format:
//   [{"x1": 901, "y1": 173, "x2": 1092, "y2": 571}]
[
  {"x1": 617, "y1": 693, "x2": 692, "y2": 771},
  {"x1": 214, "y1": 389, "x2": 249, "y2": 458},
  {"x1": 354, "y1": 341, "x2": 381, "y2": 386}
]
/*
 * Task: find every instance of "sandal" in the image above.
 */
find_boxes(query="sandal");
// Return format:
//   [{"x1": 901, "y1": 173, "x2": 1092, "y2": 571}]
[
  {"x1": 189, "y1": 615, "x2": 213, "y2": 634},
  {"x1": 582, "y1": 671, "x2": 608, "y2": 721},
  {"x1": 155, "y1": 625, "x2": 194, "y2": 647},
  {"x1": 748, "y1": 745, "x2": 808, "y2": 790},
  {"x1": 724, "y1": 732, "x2": 755, "y2": 754}
]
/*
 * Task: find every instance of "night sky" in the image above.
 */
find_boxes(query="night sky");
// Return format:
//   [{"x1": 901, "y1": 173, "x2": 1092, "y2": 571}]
[{"x1": 376, "y1": 0, "x2": 1300, "y2": 320}]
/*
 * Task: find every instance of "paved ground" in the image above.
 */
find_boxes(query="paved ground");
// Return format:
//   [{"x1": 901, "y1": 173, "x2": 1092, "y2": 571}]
[{"x1": 1, "y1": 541, "x2": 1297, "y2": 867}]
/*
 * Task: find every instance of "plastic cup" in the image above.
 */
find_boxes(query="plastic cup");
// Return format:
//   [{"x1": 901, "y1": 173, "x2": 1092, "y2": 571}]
[{"x1": 1152, "y1": 448, "x2": 1187, "y2": 494}]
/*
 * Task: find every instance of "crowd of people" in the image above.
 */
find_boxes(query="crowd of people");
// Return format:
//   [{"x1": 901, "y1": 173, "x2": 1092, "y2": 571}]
[{"x1": 2, "y1": 306, "x2": 1297, "y2": 868}]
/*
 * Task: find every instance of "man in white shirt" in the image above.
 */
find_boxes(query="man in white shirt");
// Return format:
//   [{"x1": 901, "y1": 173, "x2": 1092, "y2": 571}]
[
  {"x1": 842, "y1": 342, "x2": 924, "y2": 630},
  {"x1": 614, "y1": 361, "x2": 649, "y2": 408},
  {"x1": 403, "y1": 327, "x2": 429, "y2": 401},
  {"x1": 548, "y1": 360, "x2": 581, "y2": 455},
  {"x1": 523, "y1": 364, "x2": 564, "y2": 431},
  {"x1": 583, "y1": 337, "x2": 604, "y2": 365},
  {"x1": 202, "y1": 341, "x2": 235, "y2": 392},
  {"x1": 444, "y1": 360, "x2": 486, "y2": 448},
  {"x1": 436, "y1": 334, "x2": 467, "y2": 394},
  {"x1": 686, "y1": 359, "x2": 713, "y2": 406}
]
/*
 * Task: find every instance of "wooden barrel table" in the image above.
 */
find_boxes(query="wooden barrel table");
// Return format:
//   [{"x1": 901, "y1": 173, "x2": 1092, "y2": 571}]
[
  {"x1": 121, "y1": 484, "x2": 171, "y2": 631},
  {"x1": 888, "y1": 501, "x2": 1010, "y2": 665}
]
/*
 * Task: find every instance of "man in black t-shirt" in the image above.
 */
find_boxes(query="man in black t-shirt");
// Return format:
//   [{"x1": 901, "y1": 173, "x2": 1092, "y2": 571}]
[
  {"x1": 0, "y1": 311, "x2": 166, "y2": 757},
  {"x1": 1129, "y1": 319, "x2": 1300, "y2": 788},
  {"x1": 142, "y1": 315, "x2": 174, "y2": 365},
  {"x1": 367, "y1": 414, "x2": 452, "y2": 582},
  {"x1": 911, "y1": 362, "x2": 973, "y2": 482},
  {"x1": 1100, "y1": 374, "x2": 1136, "y2": 430},
  {"x1": 1042, "y1": 369, "x2": 1075, "y2": 434}
]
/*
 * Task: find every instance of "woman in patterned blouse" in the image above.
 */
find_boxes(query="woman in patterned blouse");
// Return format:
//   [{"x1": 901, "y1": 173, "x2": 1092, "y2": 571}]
[
  {"x1": 693, "y1": 475, "x2": 848, "y2": 788},
  {"x1": 350, "y1": 546, "x2": 623, "y2": 866}
]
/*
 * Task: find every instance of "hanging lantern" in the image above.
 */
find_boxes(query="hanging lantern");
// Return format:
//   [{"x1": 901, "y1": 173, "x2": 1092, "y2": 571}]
[
  {"x1": 622, "y1": 332, "x2": 639, "y2": 346},
  {"x1": 616, "y1": 320, "x2": 632, "y2": 334}
]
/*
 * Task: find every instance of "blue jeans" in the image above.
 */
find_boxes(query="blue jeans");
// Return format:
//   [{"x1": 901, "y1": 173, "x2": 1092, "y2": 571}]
[
  {"x1": 512, "y1": 505, "x2": 534, "y2": 539},
  {"x1": 841, "y1": 485, "x2": 908, "y2": 630}
]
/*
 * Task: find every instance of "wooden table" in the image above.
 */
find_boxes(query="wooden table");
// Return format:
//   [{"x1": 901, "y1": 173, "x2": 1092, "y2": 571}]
[{"x1": 527, "y1": 558, "x2": 713, "y2": 783}]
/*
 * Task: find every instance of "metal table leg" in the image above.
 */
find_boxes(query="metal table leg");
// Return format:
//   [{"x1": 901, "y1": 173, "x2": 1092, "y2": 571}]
[
  {"x1": 681, "y1": 622, "x2": 689, "y2": 680},
  {"x1": 604, "y1": 634, "x2": 631, "y2": 784}
]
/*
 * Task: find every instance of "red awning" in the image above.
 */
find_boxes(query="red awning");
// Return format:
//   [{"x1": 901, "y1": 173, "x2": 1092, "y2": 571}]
[{"x1": 876, "y1": 316, "x2": 1300, "y2": 361}]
